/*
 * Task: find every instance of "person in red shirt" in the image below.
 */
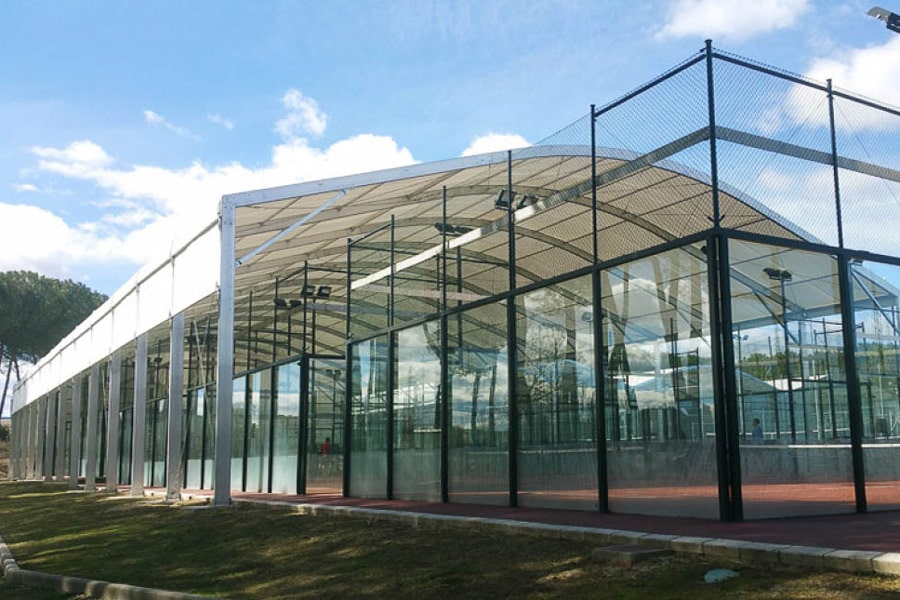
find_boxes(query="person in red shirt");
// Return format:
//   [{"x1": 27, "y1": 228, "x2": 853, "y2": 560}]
[{"x1": 320, "y1": 437, "x2": 331, "y2": 455}]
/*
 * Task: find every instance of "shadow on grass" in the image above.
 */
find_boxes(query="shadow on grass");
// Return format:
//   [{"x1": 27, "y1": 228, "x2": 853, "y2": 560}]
[{"x1": 3, "y1": 482, "x2": 900, "y2": 600}]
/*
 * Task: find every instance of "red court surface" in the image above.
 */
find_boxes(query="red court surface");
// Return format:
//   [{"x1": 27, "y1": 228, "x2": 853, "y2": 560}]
[{"x1": 164, "y1": 485, "x2": 900, "y2": 554}]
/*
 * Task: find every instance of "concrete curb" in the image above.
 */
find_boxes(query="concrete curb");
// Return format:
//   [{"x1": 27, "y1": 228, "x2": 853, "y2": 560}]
[
  {"x1": 0, "y1": 533, "x2": 221, "y2": 599},
  {"x1": 217, "y1": 494, "x2": 900, "y2": 577}
]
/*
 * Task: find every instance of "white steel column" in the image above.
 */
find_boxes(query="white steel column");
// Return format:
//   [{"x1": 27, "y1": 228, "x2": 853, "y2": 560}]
[
  {"x1": 214, "y1": 198, "x2": 235, "y2": 506},
  {"x1": 55, "y1": 387, "x2": 67, "y2": 479},
  {"x1": 84, "y1": 363, "x2": 100, "y2": 491},
  {"x1": 69, "y1": 376, "x2": 83, "y2": 490},
  {"x1": 44, "y1": 395, "x2": 57, "y2": 481},
  {"x1": 166, "y1": 312, "x2": 185, "y2": 501},
  {"x1": 105, "y1": 349, "x2": 122, "y2": 492},
  {"x1": 36, "y1": 398, "x2": 48, "y2": 480},
  {"x1": 131, "y1": 333, "x2": 148, "y2": 496}
]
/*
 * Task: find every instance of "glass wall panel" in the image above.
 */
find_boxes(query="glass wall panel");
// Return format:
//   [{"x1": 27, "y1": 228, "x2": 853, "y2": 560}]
[
  {"x1": 202, "y1": 386, "x2": 215, "y2": 489},
  {"x1": 851, "y1": 260, "x2": 900, "y2": 511},
  {"x1": 272, "y1": 363, "x2": 301, "y2": 494},
  {"x1": 231, "y1": 377, "x2": 247, "y2": 492},
  {"x1": 245, "y1": 370, "x2": 272, "y2": 493},
  {"x1": 517, "y1": 275, "x2": 597, "y2": 510},
  {"x1": 307, "y1": 358, "x2": 344, "y2": 494},
  {"x1": 349, "y1": 336, "x2": 389, "y2": 498},
  {"x1": 729, "y1": 240, "x2": 854, "y2": 518},
  {"x1": 185, "y1": 388, "x2": 204, "y2": 489},
  {"x1": 118, "y1": 407, "x2": 132, "y2": 486},
  {"x1": 448, "y1": 301, "x2": 509, "y2": 505},
  {"x1": 393, "y1": 325, "x2": 441, "y2": 502},
  {"x1": 603, "y1": 244, "x2": 718, "y2": 518},
  {"x1": 145, "y1": 399, "x2": 167, "y2": 488}
]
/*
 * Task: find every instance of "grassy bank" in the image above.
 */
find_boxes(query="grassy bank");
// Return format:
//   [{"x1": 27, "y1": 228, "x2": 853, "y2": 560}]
[{"x1": 0, "y1": 482, "x2": 899, "y2": 599}]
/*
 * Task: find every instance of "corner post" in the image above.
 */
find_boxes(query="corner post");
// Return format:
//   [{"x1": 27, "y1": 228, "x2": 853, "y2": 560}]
[
  {"x1": 131, "y1": 333, "x2": 148, "y2": 495},
  {"x1": 213, "y1": 197, "x2": 236, "y2": 506},
  {"x1": 105, "y1": 349, "x2": 122, "y2": 491}
]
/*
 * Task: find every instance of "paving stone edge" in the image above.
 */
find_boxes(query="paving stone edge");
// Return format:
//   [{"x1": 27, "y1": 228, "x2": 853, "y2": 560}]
[{"x1": 219, "y1": 493, "x2": 900, "y2": 577}]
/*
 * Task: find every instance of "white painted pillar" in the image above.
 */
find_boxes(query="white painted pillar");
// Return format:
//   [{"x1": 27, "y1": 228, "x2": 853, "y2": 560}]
[
  {"x1": 55, "y1": 387, "x2": 67, "y2": 479},
  {"x1": 69, "y1": 376, "x2": 83, "y2": 490},
  {"x1": 105, "y1": 349, "x2": 122, "y2": 492},
  {"x1": 131, "y1": 333, "x2": 148, "y2": 496},
  {"x1": 166, "y1": 312, "x2": 185, "y2": 501},
  {"x1": 44, "y1": 395, "x2": 56, "y2": 481},
  {"x1": 35, "y1": 399, "x2": 47, "y2": 480},
  {"x1": 84, "y1": 363, "x2": 100, "y2": 491},
  {"x1": 214, "y1": 198, "x2": 235, "y2": 506}
]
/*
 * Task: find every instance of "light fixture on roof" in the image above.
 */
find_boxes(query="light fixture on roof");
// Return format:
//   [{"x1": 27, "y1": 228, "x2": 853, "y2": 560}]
[
  {"x1": 274, "y1": 298, "x2": 288, "y2": 308},
  {"x1": 302, "y1": 284, "x2": 316, "y2": 297},
  {"x1": 289, "y1": 299, "x2": 303, "y2": 309},
  {"x1": 316, "y1": 286, "x2": 332, "y2": 299},
  {"x1": 434, "y1": 222, "x2": 474, "y2": 236},
  {"x1": 868, "y1": 6, "x2": 900, "y2": 33},
  {"x1": 495, "y1": 189, "x2": 538, "y2": 211},
  {"x1": 763, "y1": 267, "x2": 792, "y2": 282}
]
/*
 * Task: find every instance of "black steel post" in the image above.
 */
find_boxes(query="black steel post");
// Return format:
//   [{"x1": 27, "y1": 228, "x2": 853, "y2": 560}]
[
  {"x1": 387, "y1": 216, "x2": 395, "y2": 499},
  {"x1": 298, "y1": 355, "x2": 310, "y2": 494},
  {"x1": 506, "y1": 150, "x2": 519, "y2": 507},
  {"x1": 705, "y1": 39, "x2": 722, "y2": 228},
  {"x1": 440, "y1": 186, "x2": 450, "y2": 503},
  {"x1": 718, "y1": 238, "x2": 743, "y2": 520},
  {"x1": 838, "y1": 256, "x2": 867, "y2": 513},
  {"x1": 343, "y1": 239, "x2": 353, "y2": 497},
  {"x1": 590, "y1": 104, "x2": 609, "y2": 513},
  {"x1": 827, "y1": 79, "x2": 845, "y2": 249}
]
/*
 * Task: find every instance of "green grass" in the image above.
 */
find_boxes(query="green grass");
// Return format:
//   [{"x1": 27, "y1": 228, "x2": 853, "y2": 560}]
[{"x1": 1, "y1": 481, "x2": 900, "y2": 599}]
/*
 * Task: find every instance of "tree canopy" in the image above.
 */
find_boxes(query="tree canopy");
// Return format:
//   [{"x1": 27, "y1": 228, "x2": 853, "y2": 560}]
[{"x1": 0, "y1": 271, "x2": 107, "y2": 416}]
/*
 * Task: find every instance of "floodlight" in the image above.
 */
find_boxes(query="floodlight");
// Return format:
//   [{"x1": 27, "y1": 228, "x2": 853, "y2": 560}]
[
  {"x1": 868, "y1": 6, "x2": 900, "y2": 33},
  {"x1": 273, "y1": 298, "x2": 288, "y2": 308},
  {"x1": 316, "y1": 286, "x2": 332, "y2": 299},
  {"x1": 301, "y1": 284, "x2": 316, "y2": 297}
]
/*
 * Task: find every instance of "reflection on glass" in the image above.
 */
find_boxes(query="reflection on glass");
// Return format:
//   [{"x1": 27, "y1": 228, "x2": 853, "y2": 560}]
[
  {"x1": 852, "y1": 260, "x2": 900, "y2": 512},
  {"x1": 231, "y1": 377, "x2": 246, "y2": 491},
  {"x1": 245, "y1": 371, "x2": 272, "y2": 493},
  {"x1": 393, "y1": 325, "x2": 441, "y2": 501},
  {"x1": 271, "y1": 364, "x2": 300, "y2": 494},
  {"x1": 307, "y1": 358, "x2": 344, "y2": 494},
  {"x1": 603, "y1": 245, "x2": 719, "y2": 518},
  {"x1": 730, "y1": 240, "x2": 854, "y2": 518},
  {"x1": 349, "y1": 337, "x2": 389, "y2": 498},
  {"x1": 185, "y1": 388, "x2": 204, "y2": 489},
  {"x1": 517, "y1": 276, "x2": 597, "y2": 510},
  {"x1": 448, "y1": 302, "x2": 509, "y2": 505}
]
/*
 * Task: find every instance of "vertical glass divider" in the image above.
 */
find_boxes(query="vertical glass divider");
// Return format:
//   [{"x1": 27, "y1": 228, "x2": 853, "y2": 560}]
[
  {"x1": 440, "y1": 186, "x2": 450, "y2": 503},
  {"x1": 839, "y1": 256, "x2": 867, "y2": 512},
  {"x1": 343, "y1": 238, "x2": 353, "y2": 497},
  {"x1": 590, "y1": 103, "x2": 609, "y2": 513},
  {"x1": 506, "y1": 150, "x2": 519, "y2": 507},
  {"x1": 387, "y1": 215, "x2": 396, "y2": 499}
]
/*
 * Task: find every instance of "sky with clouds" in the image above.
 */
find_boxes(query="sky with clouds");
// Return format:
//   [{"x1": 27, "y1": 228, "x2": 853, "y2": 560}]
[{"x1": 2, "y1": 0, "x2": 899, "y2": 296}]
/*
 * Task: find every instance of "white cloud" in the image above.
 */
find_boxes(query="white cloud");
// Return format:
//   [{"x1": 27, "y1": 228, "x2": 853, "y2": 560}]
[
  {"x1": 12, "y1": 183, "x2": 38, "y2": 192},
  {"x1": 275, "y1": 89, "x2": 328, "y2": 140},
  {"x1": 143, "y1": 109, "x2": 199, "y2": 139},
  {"x1": 207, "y1": 113, "x2": 234, "y2": 130},
  {"x1": 10, "y1": 90, "x2": 417, "y2": 281},
  {"x1": 656, "y1": 0, "x2": 809, "y2": 42},
  {"x1": 783, "y1": 36, "x2": 900, "y2": 131},
  {"x1": 461, "y1": 133, "x2": 530, "y2": 157}
]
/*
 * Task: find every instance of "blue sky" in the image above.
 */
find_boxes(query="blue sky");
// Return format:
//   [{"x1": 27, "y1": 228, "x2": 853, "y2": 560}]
[{"x1": 1, "y1": 0, "x2": 898, "y2": 296}]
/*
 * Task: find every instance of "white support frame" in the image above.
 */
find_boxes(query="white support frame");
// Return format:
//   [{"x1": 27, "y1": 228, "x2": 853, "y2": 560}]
[
  {"x1": 166, "y1": 312, "x2": 185, "y2": 501},
  {"x1": 84, "y1": 363, "x2": 100, "y2": 491},
  {"x1": 106, "y1": 349, "x2": 122, "y2": 492},
  {"x1": 69, "y1": 376, "x2": 83, "y2": 490},
  {"x1": 130, "y1": 333, "x2": 148, "y2": 496},
  {"x1": 214, "y1": 197, "x2": 236, "y2": 506}
]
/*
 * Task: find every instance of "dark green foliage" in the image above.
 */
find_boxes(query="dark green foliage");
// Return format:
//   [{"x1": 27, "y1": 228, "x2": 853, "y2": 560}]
[{"x1": 0, "y1": 270, "x2": 107, "y2": 364}]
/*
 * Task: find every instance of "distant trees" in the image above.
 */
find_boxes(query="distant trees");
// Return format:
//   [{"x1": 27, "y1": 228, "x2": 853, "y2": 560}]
[{"x1": 0, "y1": 271, "x2": 107, "y2": 417}]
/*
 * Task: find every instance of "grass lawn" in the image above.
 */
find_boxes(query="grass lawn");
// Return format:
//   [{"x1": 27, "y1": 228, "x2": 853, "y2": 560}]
[{"x1": 1, "y1": 483, "x2": 900, "y2": 599}]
